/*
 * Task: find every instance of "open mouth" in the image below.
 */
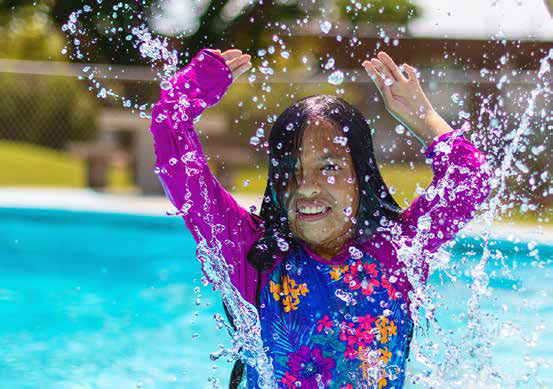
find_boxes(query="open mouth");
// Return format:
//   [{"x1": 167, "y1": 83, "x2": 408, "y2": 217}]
[{"x1": 297, "y1": 206, "x2": 331, "y2": 221}]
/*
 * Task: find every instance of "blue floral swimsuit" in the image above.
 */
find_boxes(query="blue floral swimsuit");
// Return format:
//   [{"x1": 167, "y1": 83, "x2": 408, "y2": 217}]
[{"x1": 246, "y1": 244, "x2": 413, "y2": 389}]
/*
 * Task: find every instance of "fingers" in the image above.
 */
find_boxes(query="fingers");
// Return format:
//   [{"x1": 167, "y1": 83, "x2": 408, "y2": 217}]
[
  {"x1": 370, "y1": 58, "x2": 394, "y2": 83},
  {"x1": 377, "y1": 52, "x2": 408, "y2": 82},
  {"x1": 209, "y1": 48, "x2": 252, "y2": 81},
  {"x1": 402, "y1": 63, "x2": 418, "y2": 82},
  {"x1": 232, "y1": 62, "x2": 252, "y2": 80},
  {"x1": 221, "y1": 49, "x2": 242, "y2": 62},
  {"x1": 362, "y1": 60, "x2": 384, "y2": 92},
  {"x1": 227, "y1": 54, "x2": 251, "y2": 72}
]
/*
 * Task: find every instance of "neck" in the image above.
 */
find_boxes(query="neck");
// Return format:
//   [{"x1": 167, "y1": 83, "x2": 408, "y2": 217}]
[{"x1": 307, "y1": 232, "x2": 355, "y2": 261}]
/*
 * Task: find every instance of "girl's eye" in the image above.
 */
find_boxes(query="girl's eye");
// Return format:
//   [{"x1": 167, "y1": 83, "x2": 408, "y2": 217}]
[{"x1": 321, "y1": 164, "x2": 338, "y2": 172}]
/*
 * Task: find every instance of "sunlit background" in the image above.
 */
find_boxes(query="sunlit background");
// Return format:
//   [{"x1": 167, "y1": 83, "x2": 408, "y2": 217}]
[{"x1": 1, "y1": 0, "x2": 551, "y2": 388}]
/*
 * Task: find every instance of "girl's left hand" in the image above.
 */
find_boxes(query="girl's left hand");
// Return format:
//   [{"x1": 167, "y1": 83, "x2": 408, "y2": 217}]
[{"x1": 362, "y1": 52, "x2": 435, "y2": 136}]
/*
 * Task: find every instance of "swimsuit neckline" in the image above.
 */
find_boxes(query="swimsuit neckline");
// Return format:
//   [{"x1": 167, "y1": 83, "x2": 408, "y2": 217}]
[{"x1": 298, "y1": 237, "x2": 357, "y2": 265}]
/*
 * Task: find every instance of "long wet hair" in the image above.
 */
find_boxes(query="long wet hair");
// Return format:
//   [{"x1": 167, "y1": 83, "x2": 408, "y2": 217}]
[{"x1": 246, "y1": 95, "x2": 402, "y2": 270}]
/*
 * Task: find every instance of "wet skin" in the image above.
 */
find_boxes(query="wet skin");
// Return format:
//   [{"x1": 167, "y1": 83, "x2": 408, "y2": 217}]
[{"x1": 286, "y1": 119, "x2": 360, "y2": 261}]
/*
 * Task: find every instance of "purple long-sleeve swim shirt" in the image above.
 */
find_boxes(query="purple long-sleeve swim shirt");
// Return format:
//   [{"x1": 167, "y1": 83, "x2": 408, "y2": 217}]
[{"x1": 149, "y1": 49, "x2": 491, "y2": 389}]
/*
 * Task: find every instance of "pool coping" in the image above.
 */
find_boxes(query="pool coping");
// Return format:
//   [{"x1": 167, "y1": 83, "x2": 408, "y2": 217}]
[{"x1": 1, "y1": 188, "x2": 551, "y2": 244}]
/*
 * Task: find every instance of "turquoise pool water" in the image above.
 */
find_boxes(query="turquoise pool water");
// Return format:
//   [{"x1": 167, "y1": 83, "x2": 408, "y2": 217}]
[{"x1": 1, "y1": 208, "x2": 551, "y2": 388}]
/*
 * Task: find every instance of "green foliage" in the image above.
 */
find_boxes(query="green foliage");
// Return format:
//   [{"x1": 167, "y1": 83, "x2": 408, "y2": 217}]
[
  {"x1": 337, "y1": 0, "x2": 420, "y2": 24},
  {"x1": 0, "y1": 73, "x2": 98, "y2": 149},
  {"x1": 0, "y1": 4, "x2": 64, "y2": 60},
  {"x1": 1, "y1": 0, "x2": 305, "y2": 65},
  {"x1": 0, "y1": 5, "x2": 99, "y2": 150}
]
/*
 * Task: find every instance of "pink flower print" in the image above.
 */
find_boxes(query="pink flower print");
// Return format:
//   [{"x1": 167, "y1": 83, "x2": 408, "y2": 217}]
[
  {"x1": 343, "y1": 260, "x2": 380, "y2": 296},
  {"x1": 317, "y1": 315, "x2": 332, "y2": 333},
  {"x1": 281, "y1": 371, "x2": 297, "y2": 388},
  {"x1": 357, "y1": 314, "x2": 376, "y2": 331},
  {"x1": 339, "y1": 322, "x2": 356, "y2": 342}
]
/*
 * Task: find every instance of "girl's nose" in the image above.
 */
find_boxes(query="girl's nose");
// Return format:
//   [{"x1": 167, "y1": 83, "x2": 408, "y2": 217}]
[{"x1": 297, "y1": 174, "x2": 321, "y2": 198}]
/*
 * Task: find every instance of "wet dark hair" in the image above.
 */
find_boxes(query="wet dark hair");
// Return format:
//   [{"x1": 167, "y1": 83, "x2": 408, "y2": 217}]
[{"x1": 247, "y1": 95, "x2": 402, "y2": 270}]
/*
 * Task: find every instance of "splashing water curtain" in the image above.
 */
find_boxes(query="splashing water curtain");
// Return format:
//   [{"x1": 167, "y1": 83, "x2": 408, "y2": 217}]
[
  {"x1": 60, "y1": 2, "x2": 552, "y2": 387},
  {"x1": 62, "y1": 3, "x2": 277, "y2": 388}
]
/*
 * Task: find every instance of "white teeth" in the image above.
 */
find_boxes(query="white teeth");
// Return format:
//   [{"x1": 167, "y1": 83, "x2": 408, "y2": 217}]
[{"x1": 298, "y1": 206, "x2": 327, "y2": 215}]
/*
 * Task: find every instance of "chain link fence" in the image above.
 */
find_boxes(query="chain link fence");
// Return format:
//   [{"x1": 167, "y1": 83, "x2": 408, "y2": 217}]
[{"x1": 0, "y1": 57, "x2": 550, "y2": 221}]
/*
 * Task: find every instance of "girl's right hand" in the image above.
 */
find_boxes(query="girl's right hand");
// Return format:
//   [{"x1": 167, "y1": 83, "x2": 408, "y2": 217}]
[{"x1": 207, "y1": 49, "x2": 252, "y2": 82}]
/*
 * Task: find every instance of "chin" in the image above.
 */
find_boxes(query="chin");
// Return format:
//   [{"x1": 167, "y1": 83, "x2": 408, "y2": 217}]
[{"x1": 297, "y1": 230, "x2": 333, "y2": 247}]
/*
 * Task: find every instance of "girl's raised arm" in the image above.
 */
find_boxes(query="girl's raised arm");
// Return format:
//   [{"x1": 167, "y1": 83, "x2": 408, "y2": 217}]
[
  {"x1": 363, "y1": 51, "x2": 492, "y2": 254},
  {"x1": 149, "y1": 49, "x2": 262, "y2": 304}
]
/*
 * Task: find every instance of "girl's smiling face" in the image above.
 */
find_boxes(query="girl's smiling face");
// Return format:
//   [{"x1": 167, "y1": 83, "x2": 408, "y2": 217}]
[{"x1": 286, "y1": 119, "x2": 359, "y2": 260}]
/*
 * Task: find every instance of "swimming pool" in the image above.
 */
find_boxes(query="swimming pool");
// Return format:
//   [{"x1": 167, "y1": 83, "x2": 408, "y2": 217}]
[{"x1": 1, "y1": 208, "x2": 551, "y2": 388}]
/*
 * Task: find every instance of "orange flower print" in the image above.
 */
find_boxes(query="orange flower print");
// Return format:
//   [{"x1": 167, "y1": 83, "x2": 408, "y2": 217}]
[
  {"x1": 269, "y1": 281, "x2": 282, "y2": 301},
  {"x1": 282, "y1": 295, "x2": 299, "y2": 312},
  {"x1": 378, "y1": 347, "x2": 392, "y2": 364},
  {"x1": 375, "y1": 315, "x2": 397, "y2": 344},
  {"x1": 296, "y1": 282, "x2": 309, "y2": 297},
  {"x1": 378, "y1": 374, "x2": 388, "y2": 389},
  {"x1": 270, "y1": 275, "x2": 309, "y2": 312},
  {"x1": 330, "y1": 265, "x2": 349, "y2": 281}
]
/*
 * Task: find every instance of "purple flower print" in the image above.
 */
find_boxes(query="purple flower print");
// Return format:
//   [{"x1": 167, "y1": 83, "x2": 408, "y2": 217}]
[{"x1": 286, "y1": 345, "x2": 336, "y2": 388}]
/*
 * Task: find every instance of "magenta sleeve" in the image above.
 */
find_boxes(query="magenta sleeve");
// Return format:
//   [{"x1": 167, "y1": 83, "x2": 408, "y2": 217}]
[
  {"x1": 399, "y1": 131, "x2": 492, "y2": 254},
  {"x1": 149, "y1": 49, "x2": 263, "y2": 305}
]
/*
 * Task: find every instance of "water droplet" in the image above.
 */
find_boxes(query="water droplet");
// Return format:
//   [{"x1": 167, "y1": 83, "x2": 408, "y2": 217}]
[
  {"x1": 160, "y1": 80, "x2": 172, "y2": 90},
  {"x1": 333, "y1": 136, "x2": 347, "y2": 146},
  {"x1": 278, "y1": 238, "x2": 290, "y2": 252},
  {"x1": 531, "y1": 145, "x2": 545, "y2": 155},
  {"x1": 327, "y1": 176, "x2": 335, "y2": 184},
  {"x1": 515, "y1": 161, "x2": 529, "y2": 173},
  {"x1": 395, "y1": 125, "x2": 405, "y2": 134},
  {"x1": 281, "y1": 51, "x2": 289, "y2": 59},
  {"x1": 324, "y1": 57, "x2": 335, "y2": 70},
  {"x1": 320, "y1": 20, "x2": 332, "y2": 34},
  {"x1": 458, "y1": 111, "x2": 470, "y2": 120},
  {"x1": 250, "y1": 136, "x2": 260, "y2": 146},
  {"x1": 451, "y1": 93, "x2": 463, "y2": 105},
  {"x1": 417, "y1": 214, "x2": 431, "y2": 230},
  {"x1": 328, "y1": 70, "x2": 344, "y2": 85},
  {"x1": 256, "y1": 128, "x2": 265, "y2": 137},
  {"x1": 348, "y1": 246, "x2": 363, "y2": 259}
]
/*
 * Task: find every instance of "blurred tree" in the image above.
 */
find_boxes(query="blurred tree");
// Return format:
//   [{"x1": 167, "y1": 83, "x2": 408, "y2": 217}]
[
  {"x1": 0, "y1": 0, "x2": 304, "y2": 65},
  {"x1": 1, "y1": 1, "x2": 420, "y2": 65},
  {"x1": 336, "y1": 0, "x2": 420, "y2": 24}
]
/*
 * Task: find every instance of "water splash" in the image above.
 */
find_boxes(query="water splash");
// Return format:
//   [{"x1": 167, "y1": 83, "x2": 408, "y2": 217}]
[{"x1": 60, "y1": 3, "x2": 552, "y2": 387}]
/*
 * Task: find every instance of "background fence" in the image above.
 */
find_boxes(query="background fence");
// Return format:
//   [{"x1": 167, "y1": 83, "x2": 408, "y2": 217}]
[{"x1": 0, "y1": 54, "x2": 550, "y2": 221}]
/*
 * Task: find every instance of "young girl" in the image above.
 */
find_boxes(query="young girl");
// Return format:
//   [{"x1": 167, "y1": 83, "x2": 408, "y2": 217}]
[{"x1": 149, "y1": 48, "x2": 491, "y2": 388}]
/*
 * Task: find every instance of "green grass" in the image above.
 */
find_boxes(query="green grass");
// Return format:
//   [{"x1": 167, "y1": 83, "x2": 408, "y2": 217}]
[{"x1": 0, "y1": 140, "x2": 133, "y2": 190}]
